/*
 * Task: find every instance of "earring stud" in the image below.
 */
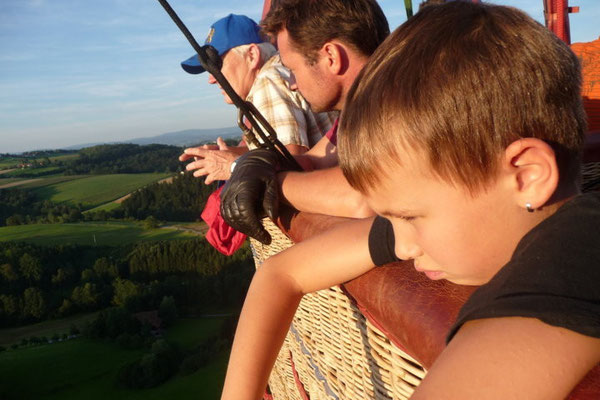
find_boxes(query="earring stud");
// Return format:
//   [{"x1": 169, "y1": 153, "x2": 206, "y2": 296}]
[{"x1": 525, "y1": 202, "x2": 534, "y2": 213}]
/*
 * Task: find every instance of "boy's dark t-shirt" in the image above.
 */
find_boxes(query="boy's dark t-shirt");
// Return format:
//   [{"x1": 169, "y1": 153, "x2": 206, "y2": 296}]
[{"x1": 368, "y1": 193, "x2": 600, "y2": 343}]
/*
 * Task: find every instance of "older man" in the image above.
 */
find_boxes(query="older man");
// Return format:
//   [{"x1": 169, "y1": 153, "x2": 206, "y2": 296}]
[{"x1": 179, "y1": 14, "x2": 334, "y2": 184}]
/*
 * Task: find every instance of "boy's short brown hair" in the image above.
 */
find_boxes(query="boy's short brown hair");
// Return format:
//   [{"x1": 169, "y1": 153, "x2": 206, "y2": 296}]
[
  {"x1": 338, "y1": 2, "x2": 586, "y2": 194},
  {"x1": 261, "y1": 0, "x2": 389, "y2": 64}
]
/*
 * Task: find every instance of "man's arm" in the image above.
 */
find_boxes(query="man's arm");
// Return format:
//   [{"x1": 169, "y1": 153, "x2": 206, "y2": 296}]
[
  {"x1": 412, "y1": 317, "x2": 600, "y2": 400},
  {"x1": 279, "y1": 134, "x2": 374, "y2": 217},
  {"x1": 221, "y1": 217, "x2": 376, "y2": 400},
  {"x1": 278, "y1": 167, "x2": 375, "y2": 218}
]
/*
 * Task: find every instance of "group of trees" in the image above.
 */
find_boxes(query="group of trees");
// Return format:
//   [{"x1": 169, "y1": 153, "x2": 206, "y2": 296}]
[
  {"x1": 1, "y1": 144, "x2": 219, "y2": 226},
  {"x1": 115, "y1": 313, "x2": 237, "y2": 389},
  {"x1": 116, "y1": 327, "x2": 233, "y2": 389},
  {"x1": 0, "y1": 239, "x2": 254, "y2": 328},
  {"x1": 1, "y1": 143, "x2": 182, "y2": 179},
  {"x1": 63, "y1": 144, "x2": 182, "y2": 175},
  {"x1": 0, "y1": 189, "x2": 84, "y2": 227},
  {"x1": 119, "y1": 172, "x2": 217, "y2": 221}
]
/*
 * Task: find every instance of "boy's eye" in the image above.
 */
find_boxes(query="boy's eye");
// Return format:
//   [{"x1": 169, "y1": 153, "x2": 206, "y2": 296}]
[
  {"x1": 394, "y1": 215, "x2": 417, "y2": 222},
  {"x1": 398, "y1": 215, "x2": 416, "y2": 222}
]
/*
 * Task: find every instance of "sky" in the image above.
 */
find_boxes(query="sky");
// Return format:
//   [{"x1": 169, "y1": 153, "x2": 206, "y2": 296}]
[{"x1": 0, "y1": 0, "x2": 599, "y2": 154}]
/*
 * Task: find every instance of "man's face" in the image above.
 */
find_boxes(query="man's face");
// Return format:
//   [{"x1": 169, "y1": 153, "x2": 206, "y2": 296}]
[
  {"x1": 276, "y1": 29, "x2": 337, "y2": 113},
  {"x1": 364, "y1": 147, "x2": 529, "y2": 286},
  {"x1": 208, "y1": 49, "x2": 253, "y2": 104}
]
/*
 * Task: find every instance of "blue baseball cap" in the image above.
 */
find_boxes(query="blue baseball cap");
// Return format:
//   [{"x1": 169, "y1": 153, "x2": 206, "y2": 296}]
[{"x1": 181, "y1": 14, "x2": 264, "y2": 74}]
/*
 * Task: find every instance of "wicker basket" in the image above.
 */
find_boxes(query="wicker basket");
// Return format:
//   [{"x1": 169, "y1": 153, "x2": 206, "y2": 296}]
[{"x1": 250, "y1": 219, "x2": 426, "y2": 400}]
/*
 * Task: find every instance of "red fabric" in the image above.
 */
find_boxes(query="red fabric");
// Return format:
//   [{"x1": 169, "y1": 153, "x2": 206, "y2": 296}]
[
  {"x1": 571, "y1": 37, "x2": 600, "y2": 133},
  {"x1": 324, "y1": 118, "x2": 339, "y2": 146},
  {"x1": 201, "y1": 186, "x2": 247, "y2": 255},
  {"x1": 289, "y1": 351, "x2": 310, "y2": 400}
]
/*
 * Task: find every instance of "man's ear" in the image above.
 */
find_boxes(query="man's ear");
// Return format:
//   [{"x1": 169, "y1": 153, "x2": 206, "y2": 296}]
[
  {"x1": 503, "y1": 138, "x2": 559, "y2": 211},
  {"x1": 246, "y1": 43, "x2": 262, "y2": 71},
  {"x1": 320, "y1": 42, "x2": 346, "y2": 75}
]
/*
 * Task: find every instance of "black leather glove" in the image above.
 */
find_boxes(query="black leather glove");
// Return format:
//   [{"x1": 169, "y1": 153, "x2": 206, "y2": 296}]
[{"x1": 220, "y1": 148, "x2": 280, "y2": 245}]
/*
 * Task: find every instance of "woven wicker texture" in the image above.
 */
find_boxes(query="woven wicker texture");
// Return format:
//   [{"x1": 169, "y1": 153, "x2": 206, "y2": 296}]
[{"x1": 249, "y1": 219, "x2": 426, "y2": 400}]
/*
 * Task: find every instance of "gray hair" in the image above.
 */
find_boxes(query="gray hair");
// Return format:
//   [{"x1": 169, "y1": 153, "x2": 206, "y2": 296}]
[{"x1": 231, "y1": 42, "x2": 277, "y2": 64}]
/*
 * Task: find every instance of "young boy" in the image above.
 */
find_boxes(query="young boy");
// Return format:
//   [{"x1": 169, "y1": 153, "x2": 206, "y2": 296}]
[{"x1": 220, "y1": 2, "x2": 600, "y2": 399}]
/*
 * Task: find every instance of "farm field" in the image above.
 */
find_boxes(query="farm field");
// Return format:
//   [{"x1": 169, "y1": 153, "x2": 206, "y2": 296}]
[
  {"x1": 0, "y1": 222, "x2": 199, "y2": 246},
  {"x1": 2, "y1": 166, "x2": 62, "y2": 178},
  {"x1": 0, "y1": 317, "x2": 230, "y2": 400},
  {"x1": 0, "y1": 312, "x2": 99, "y2": 348},
  {"x1": 48, "y1": 153, "x2": 79, "y2": 162},
  {"x1": 0, "y1": 153, "x2": 78, "y2": 170},
  {"x1": 0, "y1": 158, "x2": 23, "y2": 169},
  {"x1": 16, "y1": 174, "x2": 86, "y2": 188},
  {"x1": 0, "y1": 178, "x2": 24, "y2": 187},
  {"x1": 32, "y1": 173, "x2": 172, "y2": 209}
]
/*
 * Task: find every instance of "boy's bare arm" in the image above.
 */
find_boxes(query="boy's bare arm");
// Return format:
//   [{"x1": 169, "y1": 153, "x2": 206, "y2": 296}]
[
  {"x1": 221, "y1": 217, "x2": 376, "y2": 400},
  {"x1": 412, "y1": 317, "x2": 600, "y2": 400}
]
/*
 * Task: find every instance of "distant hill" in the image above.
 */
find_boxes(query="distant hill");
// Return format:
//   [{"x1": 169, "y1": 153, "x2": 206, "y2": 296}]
[{"x1": 65, "y1": 127, "x2": 241, "y2": 150}]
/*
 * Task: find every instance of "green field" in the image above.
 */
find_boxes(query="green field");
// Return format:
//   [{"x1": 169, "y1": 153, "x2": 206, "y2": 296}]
[
  {"x1": 85, "y1": 201, "x2": 122, "y2": 213},
  {"x1": 2, "y1": 166, "x2": 62, "y2": 178},
  {"x1": 0, "y1": 153, "x2": 78, "y2": 170},
  {"x1": 18, "y1": 175, "x2": 86, "y2": 188},
  {"x1": 48, "y1": 153, "x2": 79, "y2": 162},
  {"x1": 0, "y1": 312, "x2": 100, "y2": 348},
  {"x1": 0, "y1": 317, "x2": 229, "y2": 400},
  {"x1": 32, "y1": 173, "x2": 172, "y2": 209},
  {"x1": 0, "y1": 158, "x2": 22, "y2": 169},
  {"x1": 0, "y1": 177, "x2": 24, "y2": 186},
  {"x1": 0, "y1": 222, "x2": 199, "y2": 246}
]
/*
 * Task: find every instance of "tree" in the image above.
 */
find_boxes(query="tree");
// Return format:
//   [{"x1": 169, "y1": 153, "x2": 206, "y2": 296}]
[
  {"x1": 158, "y1": 296, "x2": 177, "y2": 327},
  {"x1": 80, "y1": 268, "x2": 96, "y2": 282},
  {"x1": 93, "y1": 257, "x2": 118, "y2": 279},
  {"x1": 22, "y1": 287, "x2": 46, "y2": 319},
  {"x1": 0, "y1": 294, "x2": 19, "y2": 317},
  {"x1": 19, "y1": 253, "x2": 42, "y2": 282},
  {"x1": 58, "y1": 298, "x2": 73, "y2": 316},
  {"x1": 143, "y1": 216, "x2": 159, "y2": 230},
  {"x1": 0, "y1": 263, "x2": 18, "y2": 282},
  {"x1": 112, "y1": 278, "x2": 139, "y2": 308},
  {"x1": 5, "y1": 215, "x2": 23, "y2": 226},
  {"x1": 71, "y1": 282, "x2": 100, "y2": 309},
  {"x1": 51, "y1": 268, "x2": 73, "y2": 286}
]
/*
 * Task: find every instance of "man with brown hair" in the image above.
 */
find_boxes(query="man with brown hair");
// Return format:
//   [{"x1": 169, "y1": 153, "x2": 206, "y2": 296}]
[{"x1": 220, "y1": 0, "x2": 389, "y2": 244}]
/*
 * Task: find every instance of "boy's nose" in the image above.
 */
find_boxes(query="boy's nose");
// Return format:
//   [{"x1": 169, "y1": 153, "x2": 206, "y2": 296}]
[
  {"x1": 395, "y1": 241, "x2": 423, "y2": 261},
  {"x1": 208, "y1": 74, "x2": 217, "y2": 84}
]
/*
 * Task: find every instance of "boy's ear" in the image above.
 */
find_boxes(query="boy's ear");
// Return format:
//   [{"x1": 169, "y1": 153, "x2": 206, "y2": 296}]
[
  {"x1": 320, "y1": 42, "x2": 345, "y2": 75},
  {"x1": 246, "y1": 44, "x2": 261, "y2": 70},
  {"x1": 503, "y1": 138, "x2": 559, "y2": 211}
]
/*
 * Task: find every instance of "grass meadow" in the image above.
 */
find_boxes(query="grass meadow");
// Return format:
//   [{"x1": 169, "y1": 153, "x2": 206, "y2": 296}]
[
  {"x1": 0, "y1": 312, "x2": 99, "y2": 348},
  {"x1": 0, "y1": 317, "x2": 229, "y2": 400},
  {"x1": 0, "y1": 153, "x2": 78, "y2": 169},
  {"x1": 0, "y1": 175, "x2": 86, "y2": 190},
  {"x1": 2, "y1": 166, "x2": 62, "y2": 178},
  {"x1": 31, "y1": 173, "x2": 172, "y2": 209},
  {"x1": 0, "y1": 222, "x2": 198, "y2": 246}
]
